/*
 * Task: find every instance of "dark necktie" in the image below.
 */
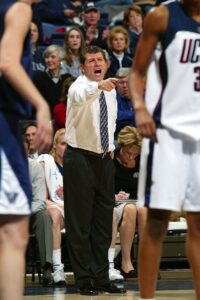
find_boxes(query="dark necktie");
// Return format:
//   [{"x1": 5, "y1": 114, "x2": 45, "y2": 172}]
[{"x1": 99, "y1": 91, "x2": 109, "y2": 152}]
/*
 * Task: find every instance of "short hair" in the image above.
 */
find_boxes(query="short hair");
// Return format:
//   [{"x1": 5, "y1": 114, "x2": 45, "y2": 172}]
[
  {"x1": 117, "y1": 126, "x2": 142, "y2": 147},
  {"x1": 23, "y1": 122, "x2": 37, "y2": 135},
  {"x1": 107, "y1": 26, "x2": 130, "y2": 51},
  {"x1": 43, "y1": 44, "x2": 66, "y2": 61},
  {"x1": 116, "y1": 67, "x2": 131, "y2": 78},
  {"x1": 123, "y1": 5, "x2": 143, "y2": 29},
  {"x1": 80, "y1": 45, "x2": 107, "y2": 65}
]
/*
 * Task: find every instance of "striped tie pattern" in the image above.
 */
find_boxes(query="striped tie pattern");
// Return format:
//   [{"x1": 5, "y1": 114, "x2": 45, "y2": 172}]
[{"x1": 99, "y1": 91, "x2": 109, "y2": 152}]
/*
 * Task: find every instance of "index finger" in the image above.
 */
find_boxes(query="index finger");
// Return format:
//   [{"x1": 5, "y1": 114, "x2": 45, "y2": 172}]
[{"x1": 109, "y1": 78, "x2": 119, "y2": 85}]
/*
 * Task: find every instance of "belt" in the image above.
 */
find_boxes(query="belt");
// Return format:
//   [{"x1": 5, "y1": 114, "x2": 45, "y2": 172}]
[{"x1": 68, "y1": 145, "x2": 110, "y2": 159}]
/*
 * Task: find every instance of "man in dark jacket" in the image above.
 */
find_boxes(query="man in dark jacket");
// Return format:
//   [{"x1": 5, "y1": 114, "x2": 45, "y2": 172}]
[{"x1": 33, "y1": 0, "x2": 82, "y2": 24}]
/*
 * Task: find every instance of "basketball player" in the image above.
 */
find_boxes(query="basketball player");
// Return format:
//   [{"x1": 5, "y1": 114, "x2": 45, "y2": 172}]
[
  {"x1": 0, "y1": 1, "x2": 52, "y2": 299},
  {"x1": 129, "y1": 0, "x2": 200, "y2": 299}
]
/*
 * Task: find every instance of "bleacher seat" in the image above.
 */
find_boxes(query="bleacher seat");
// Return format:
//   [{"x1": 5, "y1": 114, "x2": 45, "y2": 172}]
[
  {"x1": 42, "y1": 22, "x2": 66, "y2": 44},
  {"x1": 51, "y1": 33, "x2": 65, "y2": 46}
]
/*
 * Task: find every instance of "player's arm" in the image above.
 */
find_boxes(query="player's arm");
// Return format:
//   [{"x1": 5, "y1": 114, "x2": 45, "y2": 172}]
[
  {"x1": 0, "y1": 2, "x2": 52, "y2": 151},
  {"x1": 129, "y1": 5, "x2": 168, "y2": 141}
]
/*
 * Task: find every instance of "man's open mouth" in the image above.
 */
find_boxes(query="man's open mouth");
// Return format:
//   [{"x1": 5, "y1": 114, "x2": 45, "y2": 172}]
[{"x1": 94, "y1": 69, "x2": 102, "y2": 75}]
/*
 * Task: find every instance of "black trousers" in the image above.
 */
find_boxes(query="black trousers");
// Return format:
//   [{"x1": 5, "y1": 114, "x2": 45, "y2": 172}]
[{"x1": 63, "y1": 148, "x2": 115, "y2": 288}]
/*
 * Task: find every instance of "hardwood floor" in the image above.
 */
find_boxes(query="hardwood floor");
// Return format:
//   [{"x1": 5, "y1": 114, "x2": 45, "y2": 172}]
[
  {"x1": 23, "y1": 269, "x2": 195, "y2": 300},
  {"x1": 23, "y1": 290, "x2": 195, "y2": 300}
]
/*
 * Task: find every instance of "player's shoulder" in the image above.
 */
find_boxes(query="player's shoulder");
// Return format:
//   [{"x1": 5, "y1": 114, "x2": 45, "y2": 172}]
[
  {"x1": 147, "y1": 0, "x2": 179, "y2": 20},
  {"x1": 146, "y1": 4, "x2": 168, "y2": 23},
  {"x1": 143, "y1": 3, "x2": 170, "y2": 35}
]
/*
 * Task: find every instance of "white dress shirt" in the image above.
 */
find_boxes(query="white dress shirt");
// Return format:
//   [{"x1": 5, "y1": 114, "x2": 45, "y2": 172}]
[{"x1": 65, "y1": 74, "x2": 117, "y2": 153}]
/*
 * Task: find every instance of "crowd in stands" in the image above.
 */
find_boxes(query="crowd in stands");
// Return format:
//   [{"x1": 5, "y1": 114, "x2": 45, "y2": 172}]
[
  {"x1": 30, "y1": 0, "x2": 147, "y2": 119},
  {"x1": 24, "y1": 0, "x2": 167, "y2": 289}
]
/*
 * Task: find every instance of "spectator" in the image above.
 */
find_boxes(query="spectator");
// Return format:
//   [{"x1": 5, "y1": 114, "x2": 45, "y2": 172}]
[
  {"x1": 107, "y1": 26, "x2": 132, "y2": 77},
  {"x1": 32, "y1": 3, "x2": 44, "y2": 44},
  {"x1": 109, "y1": 126, "x2": 147, "y2": 281},
  {"x1": 31, "y1": 22, "x2": 45, "y2": 72},
  {"x1": 24, "y1": 122, "x2": 39, "y2": 159},
  {"x1": 24, "y1": 138, "x2": 54, "y2": 287},
  {"x1": 80, "y1": 2, "x2": 110, "y2": 49},
  {"x1": 53, "y1": 76, "x2": 76, "y2": 131},
  {"x1": 33, "y1": 0, "x2": 79, "y2": 25},
  {"x1": 123, "y1": 5, "x2": 143, "y2": 57},
  {"x1": 33, "y1": 45, "x2": 71, "y2": 117},
  {"x1": 115, "y1": 68, "x2": 135, "y2": 137},
  {"x1": 38, "y1": 128, "x2": 67, "y2": 286},
  {"x1": 62, "y1": 27, "x2": 85, "y2": 77}
]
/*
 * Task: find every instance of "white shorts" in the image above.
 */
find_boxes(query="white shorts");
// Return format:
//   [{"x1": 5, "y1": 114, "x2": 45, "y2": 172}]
[
  {"x1": 138, "y1": 128, "x2": 200, "y2": 212},
  {"x1": 0, "y1": 113, "x2": 31, "y2": 215}
]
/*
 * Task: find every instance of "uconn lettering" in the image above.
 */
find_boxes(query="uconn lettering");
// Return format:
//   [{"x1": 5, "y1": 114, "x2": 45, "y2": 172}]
[{"x1": 180, "y1": 39, "x2": 200, "y2": 63}]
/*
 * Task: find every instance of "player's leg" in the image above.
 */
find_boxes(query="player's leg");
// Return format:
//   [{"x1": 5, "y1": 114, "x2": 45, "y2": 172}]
[
  {"x1": 138, "y1": 130, "x2": 185, "y2": 298},
  {"x1": 186, "y1": 212, "x2": 200, "y2": 300},
  {"x1": 138, "y1": 208, "x2": 171, "y2": 298},
  {"x1": 0, "y1": 215, "x2": 29, "y2": 300}
]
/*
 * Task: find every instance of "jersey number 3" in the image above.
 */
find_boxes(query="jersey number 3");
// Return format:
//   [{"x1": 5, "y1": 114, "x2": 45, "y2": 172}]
[{"x1": 194, "y1": 67, "x2": 200, "y2": 92}]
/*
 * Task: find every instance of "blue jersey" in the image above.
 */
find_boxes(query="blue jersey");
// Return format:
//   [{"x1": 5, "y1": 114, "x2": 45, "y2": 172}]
[
  {"x1": 145, "y1": 0, "x2": 200, "y2": 140},
  {"x1": 0, "y1": 0, "x2": 32, "y2": 117},
  {"x1": 0, "y1": 0, "x2": 31, "y2": 215}
]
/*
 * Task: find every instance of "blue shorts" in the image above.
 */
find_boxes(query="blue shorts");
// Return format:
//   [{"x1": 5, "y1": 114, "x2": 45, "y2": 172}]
[{"x1": 0, "y1": 112, "x2": 31, "y2": 215}]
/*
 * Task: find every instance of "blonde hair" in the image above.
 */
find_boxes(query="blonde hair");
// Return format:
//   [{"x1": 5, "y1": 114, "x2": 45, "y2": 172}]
[
  {"x1": 107, "y1": 26, "x2": 130, "y2": 51},
  {"x1": 49, "y1": 128, "x2": 65, "y2": 161},
  {"x1": 117, "y1": 126, "x2": 142, "y2": 147}
]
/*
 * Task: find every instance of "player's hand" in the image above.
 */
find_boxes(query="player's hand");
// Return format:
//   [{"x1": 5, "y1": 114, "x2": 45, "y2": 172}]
[
  {"x1": 98, "y1": 78, "x2": 118, "y2": 91},
  {"x1": 35, "y1": 102, "x2": 53, "y2": 153},
  {"x1": 135, "y1": 107, "x2": 157, "y2": 142}
]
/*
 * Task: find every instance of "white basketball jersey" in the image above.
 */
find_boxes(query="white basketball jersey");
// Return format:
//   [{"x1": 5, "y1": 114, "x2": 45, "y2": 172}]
[{"x1": 145, "y1": 0, "x2": 200, "y2": 140}]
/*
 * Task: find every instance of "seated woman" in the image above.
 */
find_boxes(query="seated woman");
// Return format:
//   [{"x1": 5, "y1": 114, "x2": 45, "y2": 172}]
[
  {"x1": 123, "y1": 5, "x2": 143, "y2": 58},
  {"x1": 33, "y1": 44, "x2": 70, "y2": 117},
  {"x1": 62, "y1": 27, "x2": 85, "y2": 78},
  {"x1": 106, "y1": 26, "x2": 133, "y2": 77},
  {"x1": 108, "y1": 126, "x2": 147, "y2": 281},
  {"x1": 31, "y1": 21, "x2": 45, "y2": 72},
  {"x1": 38, "y1": 128, "x2": 67, "y2": 286}
]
